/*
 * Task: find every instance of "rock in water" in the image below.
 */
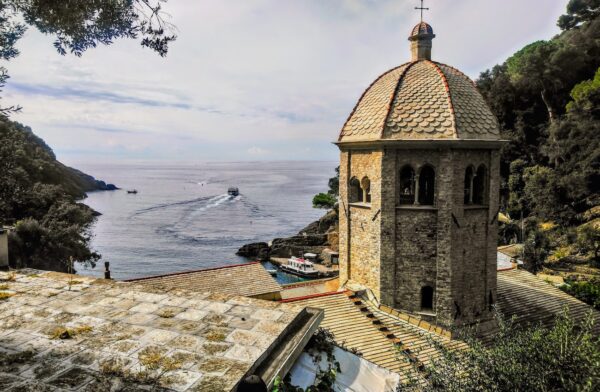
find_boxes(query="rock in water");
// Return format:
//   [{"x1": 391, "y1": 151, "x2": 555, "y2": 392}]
[{"x1": 236, "y1": 242, "x2": 270, "y2": 260}]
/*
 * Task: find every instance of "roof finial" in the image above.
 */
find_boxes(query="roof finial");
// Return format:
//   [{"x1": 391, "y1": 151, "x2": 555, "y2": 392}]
[{"x1": 415, "y1": 0, "x2": 429, "y2": 22}]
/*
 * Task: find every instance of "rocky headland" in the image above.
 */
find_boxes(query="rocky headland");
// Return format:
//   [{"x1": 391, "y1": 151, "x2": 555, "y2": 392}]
[{"x1": 237, "y1": 208, "x2": 339, "y2": 262}]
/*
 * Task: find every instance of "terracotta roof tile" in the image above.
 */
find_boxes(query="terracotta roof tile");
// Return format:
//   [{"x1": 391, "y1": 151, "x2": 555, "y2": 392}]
[
  {"x1": 126, "y1": 262, "x2": 282, "y2": 298},
  {"x1": 338, "y1": 60, "x2": 500, "y2": 143},
  {"x1": 411, "y1": 21, "x2": 434, "y2": 37}
]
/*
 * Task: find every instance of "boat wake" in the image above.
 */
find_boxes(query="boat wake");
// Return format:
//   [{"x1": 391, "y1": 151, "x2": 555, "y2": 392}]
[{"x1": 131, "y1": 193, "x2": 241, "y2": 217}]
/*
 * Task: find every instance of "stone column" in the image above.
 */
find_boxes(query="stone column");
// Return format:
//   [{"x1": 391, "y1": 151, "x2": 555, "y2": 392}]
[
  {"x1": 338, "y1": 151, "x2": 351, "y2": 286},
  {"x1": 469, "y1": 174, "x2": 475, "y2": 204},
  {"x1": 414, "y1": 174, "x2": 420, "y2": 205}
]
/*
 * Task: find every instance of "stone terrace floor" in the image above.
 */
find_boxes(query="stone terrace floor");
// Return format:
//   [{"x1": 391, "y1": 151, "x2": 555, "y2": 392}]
[{"x1": 0, "y1": 270, "x2": 306, "y2": 391}]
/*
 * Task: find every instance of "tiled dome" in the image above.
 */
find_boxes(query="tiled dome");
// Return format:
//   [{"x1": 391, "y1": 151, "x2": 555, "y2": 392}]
[
  {"x1": 338, "y1": 60, "x2": 501, "y2": 142},
  {"x1": 411, "y1": 21, "x2": 434, "y2": 37}
]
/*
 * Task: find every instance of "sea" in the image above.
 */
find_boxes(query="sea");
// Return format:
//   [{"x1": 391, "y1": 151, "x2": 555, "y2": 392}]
[{"x1": 77, "y1": 161, "x2": 337, "y2": 284}]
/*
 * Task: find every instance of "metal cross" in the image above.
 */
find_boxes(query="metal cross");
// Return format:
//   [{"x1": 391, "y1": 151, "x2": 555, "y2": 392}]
[{"x1": 415, "y1": 0, "x2": 429, "y2": 22}]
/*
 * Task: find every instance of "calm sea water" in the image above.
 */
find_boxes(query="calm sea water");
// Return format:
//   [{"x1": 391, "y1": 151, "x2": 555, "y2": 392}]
[{"x1": 77, "y1": 161, "x2": 337, "y2": 283}]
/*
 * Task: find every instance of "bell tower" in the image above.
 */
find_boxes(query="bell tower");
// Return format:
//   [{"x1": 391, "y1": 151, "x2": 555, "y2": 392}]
[{"x1": 336, "y1": 20, "x2": 504, "y2": 328}]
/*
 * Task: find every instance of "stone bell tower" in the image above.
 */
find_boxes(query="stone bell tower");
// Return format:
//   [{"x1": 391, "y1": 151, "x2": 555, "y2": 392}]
[{"x1": 336, "y1": 20, "x2": 504, "y2": 328}]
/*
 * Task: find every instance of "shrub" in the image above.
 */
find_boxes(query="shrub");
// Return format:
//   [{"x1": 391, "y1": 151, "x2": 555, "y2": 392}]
[
  {"x1": 560, "y1": 280, "x2": 600, "y2": 310},
  {"x1": 403, "y1": 310, "x2": 600, "y2": 392},
  {"x1": 312, "y1": 193, "x2": 337, "y2": 209}
]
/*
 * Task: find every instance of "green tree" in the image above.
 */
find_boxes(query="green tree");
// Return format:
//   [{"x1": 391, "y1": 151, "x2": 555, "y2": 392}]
[
  {"x1": 522, "y1": 218, "x2": 550, "y2": 273},
  {"x1": 0, "y1": 119, "x2": 102, "y2": 271},
  {"x1": 312, "y1": 167, "x2": 339, "y2": 209},
  {"x1": 0, "y1": 0, "x2": 176, "y2": 115},
  {"x1": 577, "y1": 224, "x2": 600, "y2": 266},
  {"x1": 406, "y1": 310, "x2": 600, "y2": 392},
  {"x1": 558, "y1": 0, "x2": 600, "y2": 30},
  {"x1": 312, "y1": 193, "x2": 337, "y2": 209},
  {"x1": 328, "y1": 166, "x2": 340, "y2": 196}
]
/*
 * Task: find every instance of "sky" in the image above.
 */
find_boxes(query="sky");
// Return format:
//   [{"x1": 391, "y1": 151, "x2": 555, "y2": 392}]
[{"x1": 3, "y1": 0, "x2": 567, "y2": 165}]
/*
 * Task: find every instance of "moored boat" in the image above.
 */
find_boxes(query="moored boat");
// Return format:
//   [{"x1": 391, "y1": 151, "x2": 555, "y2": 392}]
[{"x1": 280, "y1": 256, "x2": 319, "y2": 278}]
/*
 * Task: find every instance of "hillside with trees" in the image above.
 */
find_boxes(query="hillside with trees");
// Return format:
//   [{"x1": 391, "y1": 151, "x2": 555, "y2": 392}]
[
  {"x1": 0, "y1": 119, "x2": 116, "y2": 272},
  {"x1": 476, "y1": 0, "x2": 600, "y2": 306}
]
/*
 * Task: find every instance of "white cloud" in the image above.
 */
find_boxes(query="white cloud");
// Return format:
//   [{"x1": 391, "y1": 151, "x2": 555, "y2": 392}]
[{"x1": 3, "y1": 0, "x2": 566, "y2": 165}]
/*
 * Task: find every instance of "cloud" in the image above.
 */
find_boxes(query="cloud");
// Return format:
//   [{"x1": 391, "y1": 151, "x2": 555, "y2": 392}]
[
  {"x1": 9, "y1": 82, "x2": 194, "y2": 110},
  {"x1": 3, "y1": 0, "x2": 567, "y2": 164}
]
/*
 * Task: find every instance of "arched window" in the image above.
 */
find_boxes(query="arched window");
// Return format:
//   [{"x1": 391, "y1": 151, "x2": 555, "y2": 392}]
[
  {"x1": 421, "y1": 286, "x2": 434, "y2": 310},
  {"x1": 464, "y1": 166, "x2": 474, "y2": 204},
  {"x1": 418, "y1": 166, "x2": 435, "y2": 205},
  {"x1": 399, "y1": 165, "x2": 415, "y2": 205},
  {"x1": 349, "y1": 177, "x2": 363, "y2": 203},
  {"x1": 361, "y1": 177, "x2": 371, "y2": 203},
  {"x1": 473, "y1": 165, "x2": 487, "y2": 205}
]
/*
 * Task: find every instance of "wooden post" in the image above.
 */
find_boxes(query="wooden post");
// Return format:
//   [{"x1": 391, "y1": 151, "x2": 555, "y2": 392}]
[{"x1": 104, "y1": 261, "x2": 111, "y2": 280}]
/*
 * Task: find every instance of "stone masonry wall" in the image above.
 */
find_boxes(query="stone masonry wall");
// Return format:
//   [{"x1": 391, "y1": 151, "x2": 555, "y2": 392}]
[
  {"x1": 386, "y1": 149, "x2": 442, "y2": 314},
  {"x1": 394, "y1": 209, "x2": 437, "y2": 312},
  {"x1": 340, "y1": 145, "x2": 500, "y2": 329},
  {"x1": 339, "y1": 149, "x2": 383, "y2": 298},
  {"x1": 448, "y1": 150, "x2": 497, "y2": 326}
]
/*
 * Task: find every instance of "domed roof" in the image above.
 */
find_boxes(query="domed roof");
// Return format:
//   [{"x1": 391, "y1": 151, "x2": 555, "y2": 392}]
[
  {"x1": 338, "y1": 60, "x2": 501, "y2": 143},
  {"x1": 411, "y1": 21, "x2": 434, "y2": 37}
]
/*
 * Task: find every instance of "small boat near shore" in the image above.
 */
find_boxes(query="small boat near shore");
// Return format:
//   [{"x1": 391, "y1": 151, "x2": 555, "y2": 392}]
[
  {"x1": 227, "y1": 187, "x2": 239, "y2": 196},
  {"x1": 266, "y1": 269, "x2": 277, "y2": 276},
  {"x1": 280, "y1": 256, "x2": 319, "y2": 278}
]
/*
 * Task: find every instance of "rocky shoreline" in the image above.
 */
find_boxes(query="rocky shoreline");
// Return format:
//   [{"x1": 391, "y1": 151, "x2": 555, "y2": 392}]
[{"x1": 236, "y1": 208, "x2": 339, "y2": 263}]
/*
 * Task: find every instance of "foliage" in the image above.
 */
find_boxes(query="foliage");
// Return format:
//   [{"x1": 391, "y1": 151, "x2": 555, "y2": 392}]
[
  {"x1": 478, "y1": 2, "x2": 600, "y2": 265},
  {"x1": 328, "y1": 167, "x2": 340, "y2": 196},
  {"x1": 522, "y1": 219, "x2": 551, "y2": 273},
  {"x1": 312, "y1": 167, "x2": 339, "y2": 209},
  {"x1": 0, "y1": 119, "x2": 102, "y2": 271},
  {"x1": 404, "y1": 310, "x2": 600, "y2": 392},
  {"x1": 273, "y1": 328, "x2": 342, "y2": 392},
  {"x1": 312, "y1": 193, "x2": 337, "y2": 209},
  {"x1": 561, "y1": 279, "x2": 600, "y2": 310},
  {"x1": 577, "y1": 223, "x2": 600, "y2": 265},
  {"x1": 0, "y1": 0, "x2": 176, "y2": 115},
  {"x1": 558, "y1": 0, "x2": 600, "y2": 30}
]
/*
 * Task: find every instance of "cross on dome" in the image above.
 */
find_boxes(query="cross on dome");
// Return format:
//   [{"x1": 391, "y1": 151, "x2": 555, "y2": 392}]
[{"x1": 415, "y1": 0, "x2": 429, "y2": 22}]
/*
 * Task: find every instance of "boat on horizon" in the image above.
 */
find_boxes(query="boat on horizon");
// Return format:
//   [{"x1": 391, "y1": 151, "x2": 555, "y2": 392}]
[
  {"x1": 227, "y1": 187, "x2": 239, "y2": 196},
  {"x1": 280, "y1": 256, "x2": 319, "y2": 278}
]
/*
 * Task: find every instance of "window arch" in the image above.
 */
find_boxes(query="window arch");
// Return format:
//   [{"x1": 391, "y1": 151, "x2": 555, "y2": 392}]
[
  {"x1": 418, "y1": 165, "x2": 435, "y2": 205},
  {"x1": 361, "y1": 177, "x2": 371, "y2": 203},
  {"x1": 349, "y1": 177, "x2": 363, "y2": 203},
  {"x1": 399, "y1": 165, "x2": 416, "y2": 205},
  {"x1": 421, "y1": 286, "x2": 434, "y2": 310},
  {"x1": 464, "y1": 166, "x2": 475, "y2": 204},
  {"x1": 473, "y1": 165, "x2": 487, "y2": 205}
]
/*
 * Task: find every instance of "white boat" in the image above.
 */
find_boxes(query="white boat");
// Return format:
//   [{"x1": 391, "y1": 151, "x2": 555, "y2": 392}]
[
  {"x1": 280, "y1": 256, "x2": 320, "y2": 278},
  {"x1": 266, "y1": 269, "x2": 277, "y2": 276}
]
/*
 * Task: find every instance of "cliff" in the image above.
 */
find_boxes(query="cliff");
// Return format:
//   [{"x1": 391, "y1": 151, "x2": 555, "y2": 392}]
[
  {"x1": 0, "y1": 119, "x2": 116, "y2": 272},
  {"x1": 0, "y1": 120, "x2": 117, "y2": 200},
  {"x1": 237, "y1": 208, "x2": 339, "y2": 261}
]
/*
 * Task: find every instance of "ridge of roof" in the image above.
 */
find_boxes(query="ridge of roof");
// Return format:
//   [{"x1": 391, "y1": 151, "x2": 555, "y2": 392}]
[
  {"x1": 124, "y1": 261, "x2": 261, "y2": 282},
  {"x1": 379, "y1": 61, "x2": 419, "y2": 139},
  {"x1": 428, "y1": 60, "x2": 458, "y2": 139}
]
